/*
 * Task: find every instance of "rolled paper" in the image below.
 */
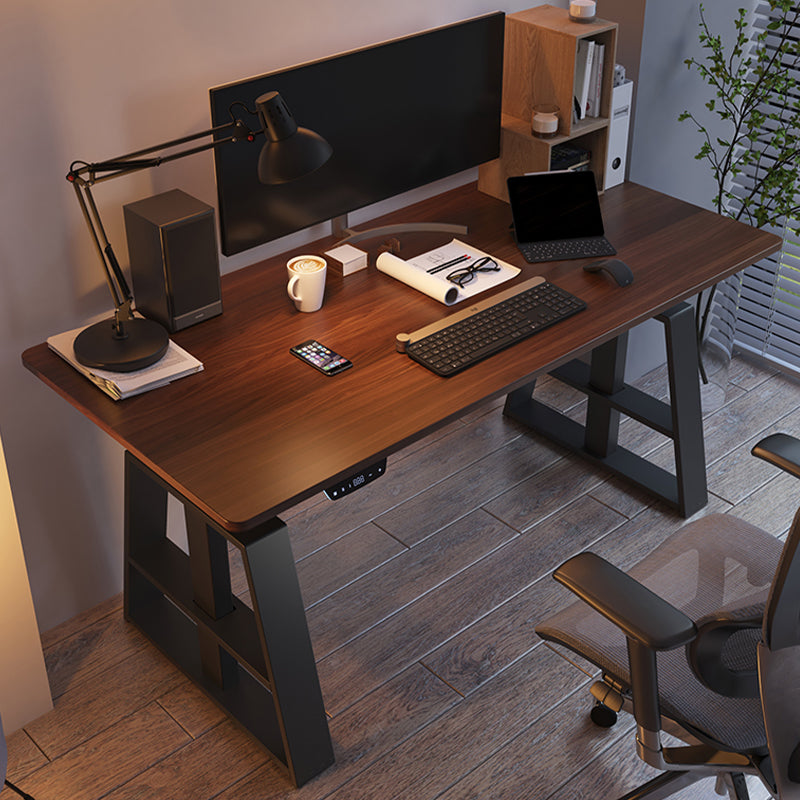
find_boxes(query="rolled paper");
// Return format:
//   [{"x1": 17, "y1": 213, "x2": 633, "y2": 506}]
[{"x1": 376, "y1": 252, "x2": 460, "y2": 305}]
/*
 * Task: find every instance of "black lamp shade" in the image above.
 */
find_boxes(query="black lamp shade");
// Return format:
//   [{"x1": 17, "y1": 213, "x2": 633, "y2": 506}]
[{"x1": 256, "y1": 91, "x2": 333, "y2": 184}]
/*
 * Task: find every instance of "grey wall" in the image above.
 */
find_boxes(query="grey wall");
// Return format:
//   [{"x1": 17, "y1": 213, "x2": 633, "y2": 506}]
[
  {"x1": 602, "y1": 0, "x2": 755, "y2": 378},
  {"x1": 630, "y1": 1, "x2": 754, "y2": 207}
]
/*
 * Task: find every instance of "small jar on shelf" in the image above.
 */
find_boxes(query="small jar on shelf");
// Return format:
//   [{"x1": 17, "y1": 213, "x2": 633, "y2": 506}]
[{"x1": 532, "y1": 104, "x2": 560, "y2": 138}]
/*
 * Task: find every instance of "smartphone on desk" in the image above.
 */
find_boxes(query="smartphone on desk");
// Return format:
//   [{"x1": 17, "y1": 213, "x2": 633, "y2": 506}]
[{"x1": 290, "y1": 340, "x2": 353, "y2": 376}]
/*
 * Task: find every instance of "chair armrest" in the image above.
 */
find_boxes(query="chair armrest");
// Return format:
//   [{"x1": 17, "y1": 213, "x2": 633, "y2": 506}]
[
  {"x1": 554, "y1": 552, "x2": 697, "y2": 650},
  {"x1": 752, "y1": 433, "x2": 800, "y2": 479}
]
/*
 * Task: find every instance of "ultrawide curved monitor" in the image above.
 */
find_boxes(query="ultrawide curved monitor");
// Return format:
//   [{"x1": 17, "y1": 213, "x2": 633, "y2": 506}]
[{"x1": 209, "y1": 12, "x2": 505, "y2": 256}]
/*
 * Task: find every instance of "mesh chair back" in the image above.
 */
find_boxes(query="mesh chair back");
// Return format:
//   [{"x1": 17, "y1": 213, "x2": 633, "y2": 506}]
[{"x1": 757, "y1": 508, "x2": 800, "y2": 798}]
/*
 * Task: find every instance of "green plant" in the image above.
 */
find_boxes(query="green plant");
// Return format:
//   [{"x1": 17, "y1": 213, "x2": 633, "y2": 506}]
[{"x1": 679, "y1": 1, "x2": 800, "y2": 230}]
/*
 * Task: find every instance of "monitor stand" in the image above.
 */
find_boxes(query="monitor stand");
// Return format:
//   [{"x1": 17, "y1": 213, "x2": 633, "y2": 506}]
[{"x1": 331, "y1": 214, "x2": 467, "y2": 251}]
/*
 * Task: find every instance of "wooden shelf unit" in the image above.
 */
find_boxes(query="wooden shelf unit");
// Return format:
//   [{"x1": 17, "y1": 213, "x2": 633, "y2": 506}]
[{"x1": 479, "y1": 4, "x2": 618, "y2": 201}]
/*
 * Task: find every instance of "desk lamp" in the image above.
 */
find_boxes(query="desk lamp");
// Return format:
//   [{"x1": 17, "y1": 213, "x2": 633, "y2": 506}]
[{"x1": 66, "y1": 91, "x2": 332, "y2": 372}]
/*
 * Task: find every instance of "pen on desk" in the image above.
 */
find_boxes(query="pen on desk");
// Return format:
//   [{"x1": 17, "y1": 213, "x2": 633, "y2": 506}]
[{"x1": 427, "y1": 254, "x2": 471, "y2": 274}]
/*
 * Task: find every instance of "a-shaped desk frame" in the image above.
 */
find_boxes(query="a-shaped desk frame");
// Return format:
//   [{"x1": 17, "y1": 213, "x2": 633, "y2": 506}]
[{"x1": 22, "y1": 182, "x2": 779, "y2": 786}]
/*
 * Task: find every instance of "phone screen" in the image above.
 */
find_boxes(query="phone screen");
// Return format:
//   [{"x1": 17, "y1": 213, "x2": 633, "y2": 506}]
[{"x1": 290, "y1": 340, "x2": 353, "y2": 376}]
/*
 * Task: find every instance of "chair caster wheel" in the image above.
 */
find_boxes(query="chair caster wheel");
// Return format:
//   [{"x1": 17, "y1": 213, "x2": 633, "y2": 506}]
[{"x1": 590, "y1": 702, "x2": 618, "y2": 728}]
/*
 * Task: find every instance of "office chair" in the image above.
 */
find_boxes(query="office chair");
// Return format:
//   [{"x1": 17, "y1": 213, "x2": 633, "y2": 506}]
[{"x1": 536, "y1": 433, "x2": 800, "y2": 800}]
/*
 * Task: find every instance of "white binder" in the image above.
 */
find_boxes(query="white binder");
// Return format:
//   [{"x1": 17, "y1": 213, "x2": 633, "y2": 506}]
[{"x1": 604, "y1": 79, "x2": 633, "y2": 189}]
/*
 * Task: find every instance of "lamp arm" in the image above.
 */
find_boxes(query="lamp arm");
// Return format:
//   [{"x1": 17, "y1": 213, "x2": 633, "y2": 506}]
[
  {"x1": 71, "y1": 179, "x2": 132, "y2": 316},
  {"x1": 67, "y1": 119, "x2": 256, "y2": 184}
]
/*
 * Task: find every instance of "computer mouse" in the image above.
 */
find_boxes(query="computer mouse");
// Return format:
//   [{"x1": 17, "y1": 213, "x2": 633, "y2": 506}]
[{"x1": 583, "y1": 258, "x2": 634, "y2": 287}]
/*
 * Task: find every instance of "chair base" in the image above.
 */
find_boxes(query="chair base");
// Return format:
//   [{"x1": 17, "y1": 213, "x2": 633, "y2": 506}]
[
  {"x1": 617, "y1": 771, "x2": 701, "y2": 800},
  {"x1": 616, "y1": 770, "x2": 753, "y2": 800}
]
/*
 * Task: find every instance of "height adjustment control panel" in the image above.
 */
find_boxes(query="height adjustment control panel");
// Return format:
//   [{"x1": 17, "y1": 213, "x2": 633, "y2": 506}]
[{"x1": 324, "y1": 458, "x2": 387, "y2": 500}]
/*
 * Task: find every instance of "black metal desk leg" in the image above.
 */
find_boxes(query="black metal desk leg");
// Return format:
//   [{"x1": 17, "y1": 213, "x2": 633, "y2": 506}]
[
  {"x1": 242, "y1": 520, "x2": 334, "y2": 786},
  {"x1": 661, "y1": 303, "x2": 708, "y2": 514},
  {"x1": 123, "y1": 453, "x2": 334, "y2": 787},
  {"x1": 585, "y1": 333, "x2": 628, "y2": 457},
  {"x1": 502, "y1": 302, "x2": 707, "y2": 517},
  {"x1": 123, "y1": 454, "x2": 168, "y2": 625},
  {"x1": 504, "y1": 378, "x2": 538, "y2": 417},
  {"x1": 185, "y1": 507, "x2": 238, "y2": 687}
]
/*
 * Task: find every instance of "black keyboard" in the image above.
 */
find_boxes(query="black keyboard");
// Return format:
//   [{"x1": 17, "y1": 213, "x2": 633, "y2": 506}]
[
  {"x1": 519, "y1": 236, "x2": 616, "y2": 264},
  {"x1": 403, "y1": 277, "x2": 586, "y2": 376}
]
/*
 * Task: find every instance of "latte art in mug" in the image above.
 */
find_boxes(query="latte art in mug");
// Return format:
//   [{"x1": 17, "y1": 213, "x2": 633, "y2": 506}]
[
  {"x1": 288, "y1": 256, "x2": 325, "y2": 274},
  {"x1": 287, "y1": 255, "x2": 327, "y2": 312}
]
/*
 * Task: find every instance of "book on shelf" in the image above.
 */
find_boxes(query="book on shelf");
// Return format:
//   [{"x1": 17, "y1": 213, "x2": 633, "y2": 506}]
[
  {"x1": 573, "y1": 39, "x2": 595, "y2": 122},
  {"x1": 550, "y1": 143, "x2": 591, "y2": 172},
  {"x1": 585, "y1": 42, "x2": 604, "y2": 118},
  {"x1": 47, "y1": 323, "x2": 203, "y2": 400}
]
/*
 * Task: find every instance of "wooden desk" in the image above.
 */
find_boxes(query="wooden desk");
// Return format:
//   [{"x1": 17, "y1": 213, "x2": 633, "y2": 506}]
[{"x1": 22, "y1": 182, "x2": 779, "y2": 786}]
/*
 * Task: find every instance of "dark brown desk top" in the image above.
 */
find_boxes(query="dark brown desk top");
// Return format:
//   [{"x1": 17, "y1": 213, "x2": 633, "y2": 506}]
[{"x1": 22, "y1": 182, "x2": 779, "y2": 534}]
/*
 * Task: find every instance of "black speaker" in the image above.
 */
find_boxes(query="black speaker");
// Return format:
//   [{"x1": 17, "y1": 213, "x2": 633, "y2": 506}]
[{"x1": 123, "y1": 189, "x2": 222, "y2": 332}]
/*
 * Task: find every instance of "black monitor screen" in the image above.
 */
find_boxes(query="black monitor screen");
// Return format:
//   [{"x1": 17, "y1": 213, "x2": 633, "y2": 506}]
[{"x1": 209, "y1": 12, "x2": 505, "y2": 256}]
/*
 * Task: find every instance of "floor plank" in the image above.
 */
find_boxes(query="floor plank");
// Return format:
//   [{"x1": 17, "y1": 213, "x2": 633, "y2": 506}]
[
  {"x1": 287, "y1": 409, "x2": 525, "y2": 558},
  {"x1": 315, "y1": 504, "x2": 617, "y2": 714},
  {"x1": 42, "y1": 606, "x2": 151, "y2": 700},
  {"x1": 4, "y1": 728, "x2": 48, "y2": 784},
  {"x1": 483, "y1": 455, "x2": 608, "y2": 533},
  {"x1": 212, "y1": 663, "x2": 462, "y2": 800},
  {"x1": 420, "y1": 496, "x2": 625, "y2": 694},
  {"x1": 307, "y1": 508, "x2": 517, "y2": 659},
  {"x1": 297, "y1": 523, "x2": 407, "y2": 608},
  {"x1": 375, "y1": 431, "x2": 565, "y2": 543},
  {"x1": 156, "y1": 681, "x2": 229, "y2": 739},
  {"x1": 100, "y1": 719, "x2": 268, "y2": 800},
  {"x1": 323, "y1": 646, "x2": 589, "y2": 800},
  {"x1": 12, "y1": 705, "x2": 191, "y2": 800},
  {"x1": 24, "y1": 646, "x2": 184, "y2": 760},
  {"x1": 701, "y1": 372, "x2": 800, "y2": 464},
  {"x1": 433, "y1": 688, "x2": 636, "y2": 800}
]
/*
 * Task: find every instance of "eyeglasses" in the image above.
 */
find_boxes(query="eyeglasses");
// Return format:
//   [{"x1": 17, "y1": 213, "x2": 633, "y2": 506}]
[{"x1": 446, "y1": 256, "x2": 500, "y2": 287}]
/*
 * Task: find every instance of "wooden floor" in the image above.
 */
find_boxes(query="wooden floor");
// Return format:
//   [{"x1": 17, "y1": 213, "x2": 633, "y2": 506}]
[{"x1": 6, "y1": 353, "x2": 799, "y2": 800}]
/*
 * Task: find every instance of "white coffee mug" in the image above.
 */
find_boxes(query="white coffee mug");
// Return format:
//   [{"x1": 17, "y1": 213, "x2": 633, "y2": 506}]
[{"x1": 287, "y1": 255, "x2": 327, "y2": 312}]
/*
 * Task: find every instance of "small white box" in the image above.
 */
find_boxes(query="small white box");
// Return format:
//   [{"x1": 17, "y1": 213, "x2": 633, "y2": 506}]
[{"x1": 324, "y1": 243, "x2": 368, "y2": 276}]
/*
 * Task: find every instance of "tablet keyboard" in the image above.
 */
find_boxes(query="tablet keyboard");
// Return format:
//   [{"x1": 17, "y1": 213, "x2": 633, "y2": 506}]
[
  {"x1": 519, "y1": 236, "x2": 616, "y2": 264},
  {"x1": 403, "y1": 277, "x2": 586, "y2": 376}
]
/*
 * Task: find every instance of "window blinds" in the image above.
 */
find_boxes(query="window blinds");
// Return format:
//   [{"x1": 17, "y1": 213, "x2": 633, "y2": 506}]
[{"x1": 713, "y1": 3, "x2": 800, "y2": 372}]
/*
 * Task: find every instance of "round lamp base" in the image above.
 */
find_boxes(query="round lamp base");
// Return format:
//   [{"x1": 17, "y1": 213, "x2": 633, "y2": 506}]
[{"x1": 74, "y1": 317, "x2": 170, "y2": 373}]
